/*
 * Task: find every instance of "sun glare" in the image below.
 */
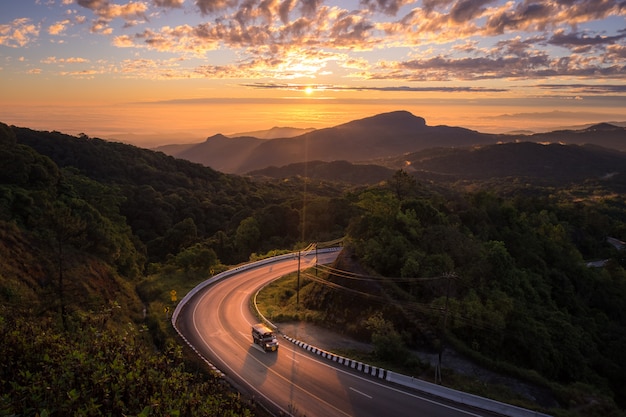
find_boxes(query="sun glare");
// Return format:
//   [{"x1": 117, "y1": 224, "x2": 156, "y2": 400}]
[{"x1": 304, "y1": 86, "x2": 314, "y2": 95}]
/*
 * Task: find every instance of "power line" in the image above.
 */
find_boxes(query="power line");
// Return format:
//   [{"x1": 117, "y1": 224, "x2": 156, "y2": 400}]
[
  {"x1": 314, "y1": 263, "x2": 453, "y2": 283},
  {"x1": 301, "y1": 269, "x2": 503, "y2": 334}
]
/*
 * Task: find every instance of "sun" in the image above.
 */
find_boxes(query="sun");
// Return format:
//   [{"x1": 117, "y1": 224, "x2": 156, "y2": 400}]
[{"x1": 304, "y1": 86, "x2": 314, "y2": 95}]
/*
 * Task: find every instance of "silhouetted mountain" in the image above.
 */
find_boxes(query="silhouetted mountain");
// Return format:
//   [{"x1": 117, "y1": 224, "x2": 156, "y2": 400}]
[
  {"x1": 170, "y1": 134, "x2": 264, "y2": 173},
  {"x1": 158, "y1": 111, "x2": 499, "y2": 174},
  {"x1": 226, "y1": 126, "x2": 315, "y2": 139},
  {"x1": 154, "y1": 111, "x2": 626, "y2": 176}
]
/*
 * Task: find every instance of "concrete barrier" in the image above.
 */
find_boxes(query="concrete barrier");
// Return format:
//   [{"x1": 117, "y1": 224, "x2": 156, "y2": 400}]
[{"x1": 281, "y1": 335, "x2": 551, "y2": 417}]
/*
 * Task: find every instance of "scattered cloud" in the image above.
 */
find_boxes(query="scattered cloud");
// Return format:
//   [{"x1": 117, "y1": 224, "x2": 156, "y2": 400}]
[
  {"x1": 0, "y1": 18, "x2": 40, "y2": 47},
  {"x1": 41, "y1": 56, "x2": 91, "y2": 64},
  {"x1": 77, "y1": 0, "x2": 149, "y2": 33},
  {"x1": 48, "y1": 19, "x2": 71, "y2": 35},
  {"x1": 59, "y1": 69, "x2": 100, "y2": 77},
  {"x1": 5, "y1": 1, "x2": 626, "y2": 90},
  {"x1": 56, "y1": 1, "x2": 622, "y2": 84}
]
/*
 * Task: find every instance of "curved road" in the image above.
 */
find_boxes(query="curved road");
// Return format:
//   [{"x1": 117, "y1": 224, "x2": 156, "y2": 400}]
[{"x1": 175, "y1": 251, "x2": 493, "y2": 417}]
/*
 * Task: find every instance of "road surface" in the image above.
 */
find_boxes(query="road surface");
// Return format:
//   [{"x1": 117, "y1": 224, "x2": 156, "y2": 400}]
[{"x1": 175, "y1": 251, "x2": 496, "y2": 417}]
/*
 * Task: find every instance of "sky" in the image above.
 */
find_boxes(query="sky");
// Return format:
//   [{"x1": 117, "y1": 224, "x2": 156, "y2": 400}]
[{"x1": 1, "y1": 0, "x2": 625, "y2": 147}]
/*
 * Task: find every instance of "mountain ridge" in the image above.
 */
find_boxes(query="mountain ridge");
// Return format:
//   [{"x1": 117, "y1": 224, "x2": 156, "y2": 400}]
[
  {"x1": 226, "y1": 126, "x2": 316, "y2": 139},
  {"x1": 156, "y1": 111, "x2": 500, "y2": 174},
  {"x1": 155, "y1": 110, "x2": 626, "y2": 175}
]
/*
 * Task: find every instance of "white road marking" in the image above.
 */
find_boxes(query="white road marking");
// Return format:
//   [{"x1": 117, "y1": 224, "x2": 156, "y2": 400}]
[{"x1": 350, "y1": 387, "x2": 372, "y2": 399}]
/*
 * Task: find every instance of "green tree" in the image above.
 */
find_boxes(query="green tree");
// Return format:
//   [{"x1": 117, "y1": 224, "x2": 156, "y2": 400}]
[
  {"x1": 45, "y1": 201, "x2": 87, "y2": 329},
  {"x1": 364, "y1": 312, "x2": 409, "y2": 361},
  {"x1": 174, "y1": 243, "x2": 218, "y2": 274},
  {"x1": 235, "y1": 216, "x2": 260, "y2": 258},
  {"x1": 388, "y1": 169, "x2": 417, "y2": 201}
]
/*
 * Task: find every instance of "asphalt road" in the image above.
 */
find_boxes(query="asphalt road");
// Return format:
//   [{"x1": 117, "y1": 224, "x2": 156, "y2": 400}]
[{"x1": 175, "y1": 251, "x2": 496, "y2": 417}]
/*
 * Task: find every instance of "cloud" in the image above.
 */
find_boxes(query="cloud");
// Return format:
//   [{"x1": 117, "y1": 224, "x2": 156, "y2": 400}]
[
  {"x1": 358, "y1": 0, "x2": 413, "y2": 16},
  {"x1": 115, "y1": 4, "x2": 381, "y2": 57},
  {"x1": 194, "y1": 48, "x2": 335, "y2": 79},
  {"x1": 449, "y1": 0, "x2": 495, "y2": 23},
  {"x1": 77, "y1": 0, "x2": 149, "y2": 32},
  {"x1": 548, "y1": 29, "x2": 626, "y2": 53},
  {"x1": 59, "y1": 69, "x2": 100, "y2": 77},
  {"x1": 60, "y1": 0, "x2": 625, "y2": 89},
  {"x1": 240, "y1": 81, "x2": 508, "y2": 93},
  {"x1": 0, "y1": 18, "x2": 40, "y2": 48},
  {"x1": 300, "y1": 0, "x2": 323, "y2": 18},
  {"x1": 76, "y1": 0, "x2": 109, "y2": 11},
  {"x1": 484, "y1": 0, "x2": 626, "y2": 35},
  {"x1": 99, "y1": 2, "x2": 149, "y2": 20},
  {"x1": 195, "y1": 0, "x2": 238, "y2": 15},
  {"x1": 48, "y1": 19, "x2": 71, "y2": 35},
  {"x1": 326, "y1": 9, "x2": 375, "y2": 48},
  {"x1": 537, "y1": 83, "x2": 626, "y2": 94},
  {"x1": 153, "y1": 0, "x2": 184, "y2": 7},
  {"x1": 41, "y1": 56, "x2": 90, "y2": 64},
  {"x1": 278, "y1": 0, "x2": 296, "y2": 24},
  {"x1": 368, "y1": 50, "x2": 626, "y2": 82}
]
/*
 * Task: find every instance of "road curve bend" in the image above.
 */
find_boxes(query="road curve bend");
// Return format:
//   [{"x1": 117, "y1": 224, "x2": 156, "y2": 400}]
[{"x1": 173, "y1": 250, "x2": 502, "y2": 417}]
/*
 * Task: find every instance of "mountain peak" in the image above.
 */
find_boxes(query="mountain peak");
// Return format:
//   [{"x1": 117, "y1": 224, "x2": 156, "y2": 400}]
[
  {"x1": 205, "y1": 133, "x2": 229, "y2": 141},
  {"x1": 341, "y1": 110, "x2": 426, "y2": 130},
  {"x1": 583, "y1": 123, "x2": 621, "y2": 132}
]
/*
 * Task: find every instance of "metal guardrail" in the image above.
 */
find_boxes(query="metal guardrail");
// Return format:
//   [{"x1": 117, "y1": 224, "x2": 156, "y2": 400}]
[{"x1": 170, "y1": 248, "x2": 342, "y2": 375}]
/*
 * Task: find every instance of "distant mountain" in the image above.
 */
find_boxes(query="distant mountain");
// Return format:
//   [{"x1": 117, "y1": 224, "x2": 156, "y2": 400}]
[
  {"x1": 392, "y1": 142, "x2": 626, "y2": 185},
  {"x1": 158, "y1": 111, "x2": 499, "y2": 174},
  {"x1": 166, "y1": 134, "x2": 265, "y2": 173},
  {"x1": 524, "y1": 123, "x2": 626, "y2": 151},
  {"x1": 226, "y1": 126, "x2": 316, "y2": 139},
  {"x1": 154, "y1": 111, "x2": 626, "y2": 175},
  {"x1": 549, "y1": 121, "x2": 626, "y2": 132}
]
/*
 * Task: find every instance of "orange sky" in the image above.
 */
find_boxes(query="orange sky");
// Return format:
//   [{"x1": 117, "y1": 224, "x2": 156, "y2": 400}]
[{"x1": 1, "y1": 1, "x2": 625, "y2": 147}]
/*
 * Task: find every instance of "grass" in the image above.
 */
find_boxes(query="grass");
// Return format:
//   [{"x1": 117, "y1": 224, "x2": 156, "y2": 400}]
[{"x1": 255, "y1": 270, "x2": 325, "y2": 323}]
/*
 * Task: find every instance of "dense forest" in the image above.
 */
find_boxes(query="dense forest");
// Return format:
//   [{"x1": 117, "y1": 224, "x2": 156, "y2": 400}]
[
  {"x1": 301, "y1": 170, "x2": 626, "y2": 416},
  {"x1": 2, "y1": 122, "x2": 626, "y2": 416}
]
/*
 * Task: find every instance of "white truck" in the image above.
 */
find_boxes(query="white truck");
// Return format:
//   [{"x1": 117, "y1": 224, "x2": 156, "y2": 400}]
[{"x1": 251, "y1": 323, "x2": 279, "y2": 352}]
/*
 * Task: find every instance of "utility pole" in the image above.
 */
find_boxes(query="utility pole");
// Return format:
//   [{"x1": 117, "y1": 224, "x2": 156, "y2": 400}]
[
  {"x1": 436, "y1": 272, "x2": 455, "y2": 384},
  {"x1": 296, "y1": 250, "x2": 301, "y2": 307}
]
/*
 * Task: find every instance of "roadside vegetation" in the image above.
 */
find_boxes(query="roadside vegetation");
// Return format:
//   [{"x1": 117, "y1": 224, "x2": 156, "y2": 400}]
[{"x1": 258, "y1": 170, "x2": 626, "y2": 417}]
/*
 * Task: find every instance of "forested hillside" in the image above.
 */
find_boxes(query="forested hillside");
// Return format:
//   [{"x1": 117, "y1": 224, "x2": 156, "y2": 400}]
[
  {"x1": 3, "y1": 122, "x2": 626, "y2": 417},
  {"x1": 300, "y1": 170, "x2": 626, "y2": 416},
  {"x1": 0, "y1": 123, "x2": 351, "y2": 416},
  {"x1": 12, "y1": 126, "x2": 351, "y2": 264}
]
